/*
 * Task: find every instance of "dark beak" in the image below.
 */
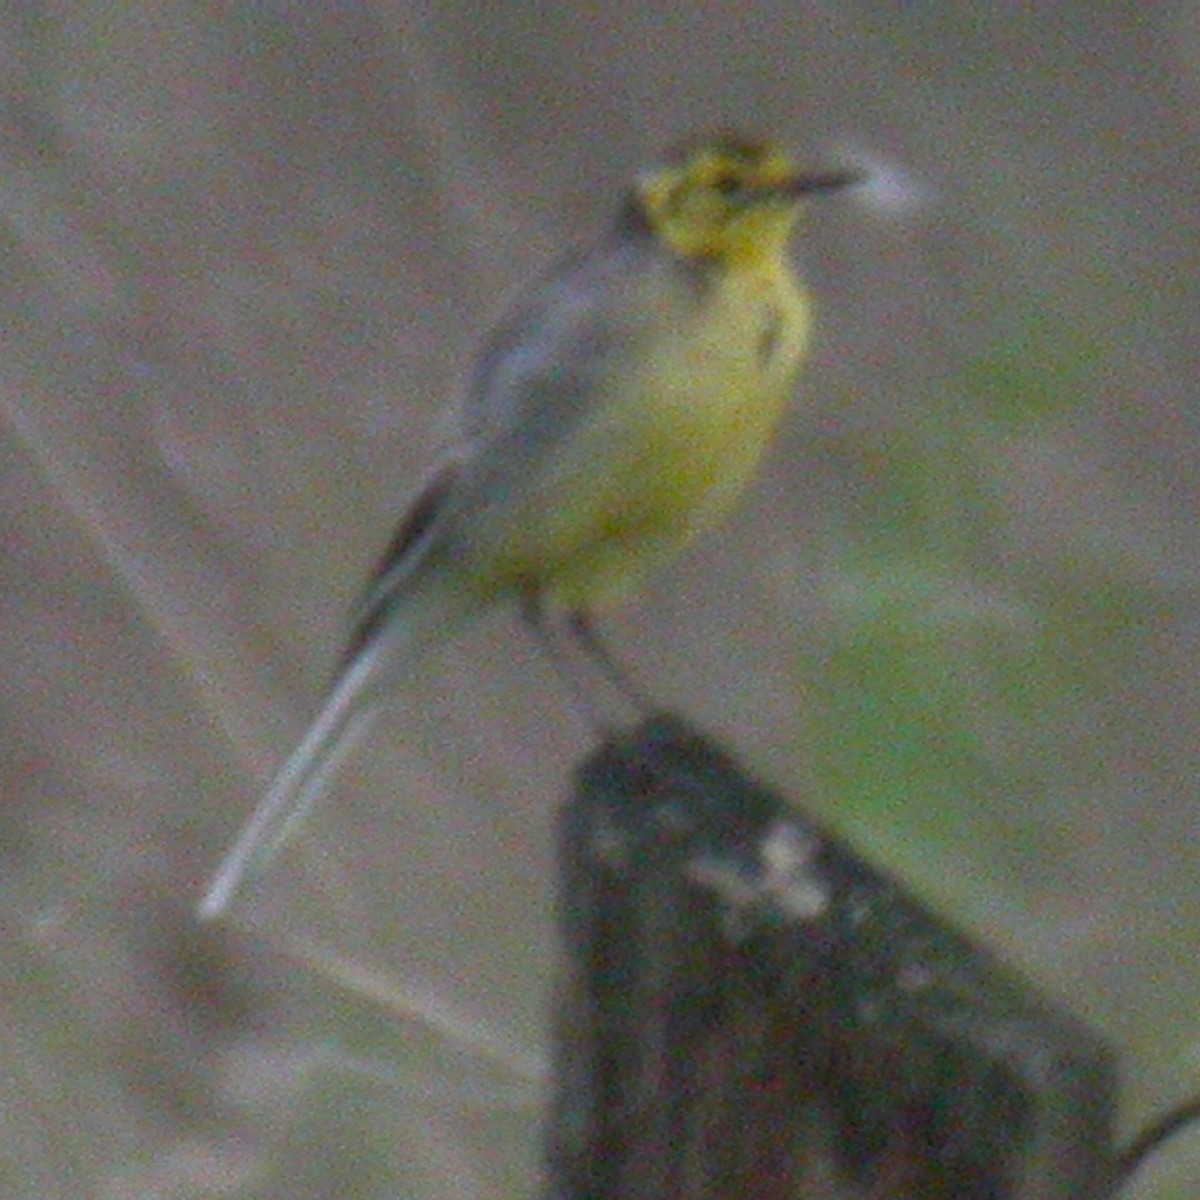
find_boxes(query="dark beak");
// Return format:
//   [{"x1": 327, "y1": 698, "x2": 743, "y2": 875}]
[{"x1": 780, "y1": 168, "x2": 864, "y2": 197}]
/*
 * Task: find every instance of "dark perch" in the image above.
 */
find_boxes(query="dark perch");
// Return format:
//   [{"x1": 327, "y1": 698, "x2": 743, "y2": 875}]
[{"x1": 545, "y1": 717, "x2": 1117, "y2": 1200}]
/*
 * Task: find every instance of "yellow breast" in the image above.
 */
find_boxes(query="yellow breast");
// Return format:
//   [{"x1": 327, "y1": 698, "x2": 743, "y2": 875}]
[
  {"x1": 472, "y1": 257, "x2": 812, "y2": 608},
  {"x1": 631, "y1": 262, "x2": 810, "y2": 518}
]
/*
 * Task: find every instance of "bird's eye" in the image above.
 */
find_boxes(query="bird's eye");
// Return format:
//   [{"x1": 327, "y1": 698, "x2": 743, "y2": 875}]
[{"x1": 713, "y1": 175, "x2": 745, "y2": 197}]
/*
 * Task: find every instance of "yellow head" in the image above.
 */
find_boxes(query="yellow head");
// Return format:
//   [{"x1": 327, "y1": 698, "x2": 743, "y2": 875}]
[{"x1": 634, "y1": 134, "x2": 858, "y2": 266}]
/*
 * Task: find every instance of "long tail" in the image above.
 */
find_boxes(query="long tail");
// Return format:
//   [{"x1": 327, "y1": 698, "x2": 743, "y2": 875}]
[
  {"x1": 198, "y1": 567, "x2": 477, "y2": 920},
  {"x1": 197, "y1": 646, "x2": 386, "y2": 919}
]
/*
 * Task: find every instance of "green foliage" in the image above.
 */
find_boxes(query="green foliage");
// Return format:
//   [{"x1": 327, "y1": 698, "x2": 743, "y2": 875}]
[{"x1": 801, "y1": 316, "x2": 1137, "y2": 900}]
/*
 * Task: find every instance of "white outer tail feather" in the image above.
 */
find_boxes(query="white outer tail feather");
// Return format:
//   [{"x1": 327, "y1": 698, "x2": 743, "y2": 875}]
[
  {"x1": 198, "y1": 644, "x2": 388, "y2": 920},
  {"x1": 198, "y1": 562, "x2": 481, "y2": 921}
]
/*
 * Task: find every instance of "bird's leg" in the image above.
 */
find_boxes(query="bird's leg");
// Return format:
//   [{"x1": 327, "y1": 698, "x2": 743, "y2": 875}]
[
  {"x1": 565, "y1": 609, "x2": 652, "y2": 715},
  {"x1": 519, "y1": 592, "x2": 610, "y2": 733}
]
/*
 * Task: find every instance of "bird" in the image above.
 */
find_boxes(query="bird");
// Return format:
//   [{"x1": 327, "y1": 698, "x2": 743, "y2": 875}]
[{"x1": 199, "y1": 132, "x2": 860, "y2": 919}]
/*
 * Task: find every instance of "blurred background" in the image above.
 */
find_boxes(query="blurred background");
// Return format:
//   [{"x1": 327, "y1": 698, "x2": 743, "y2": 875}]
[{"x1": 2, "y1": 3, "x2": 1199, "y2": 1197}]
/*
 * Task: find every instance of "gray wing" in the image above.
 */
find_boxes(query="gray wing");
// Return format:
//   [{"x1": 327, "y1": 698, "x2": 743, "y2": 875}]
[
  {"x1": 341, "y1": 456, "x2": 463, "y2": 668},
  {"x1": 455, "y1": 226, "x2": 669, "y2": 482},
  {"x1": 345, "y1": 226, "x2": 669, "y2": 660}
]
